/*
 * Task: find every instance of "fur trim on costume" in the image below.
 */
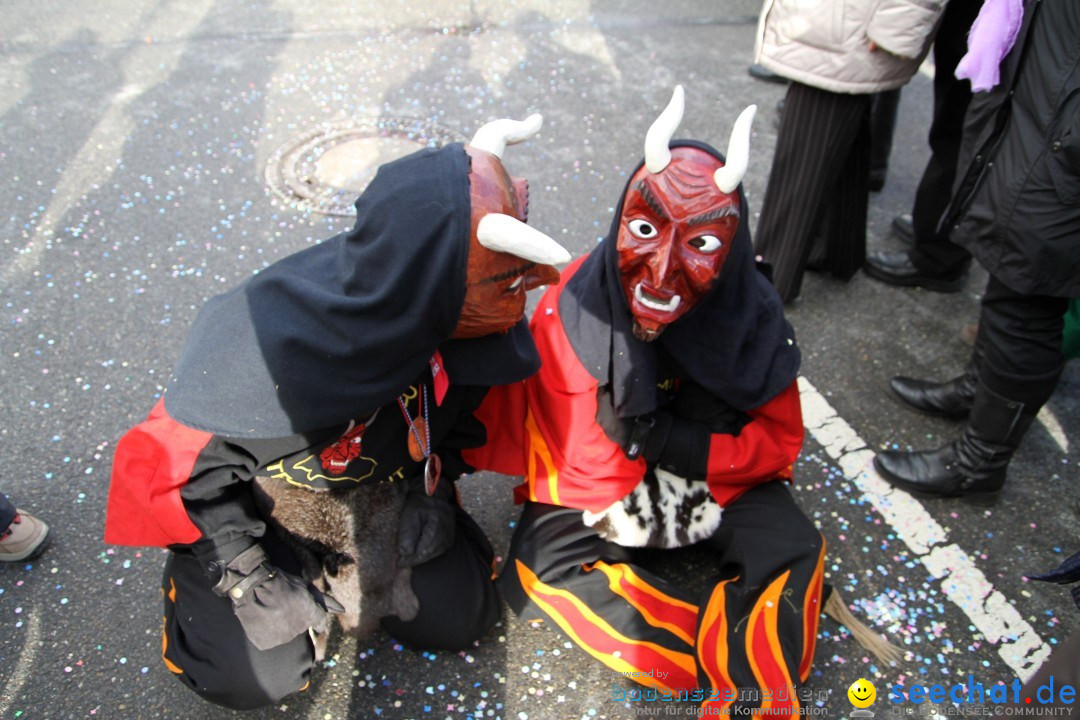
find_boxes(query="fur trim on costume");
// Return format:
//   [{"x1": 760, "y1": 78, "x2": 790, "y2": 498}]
[
  {"x1": 253, "y1": 477, "x2": 419, "y2": 648},
  {"x1": 582, "y1": 469, "x2": 722, "y2": 548}
]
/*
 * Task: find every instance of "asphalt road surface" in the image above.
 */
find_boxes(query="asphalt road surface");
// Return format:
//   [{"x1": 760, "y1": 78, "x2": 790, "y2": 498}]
[{"x1": 1, "y1": 2, "x2": 1077, "y2": 719}]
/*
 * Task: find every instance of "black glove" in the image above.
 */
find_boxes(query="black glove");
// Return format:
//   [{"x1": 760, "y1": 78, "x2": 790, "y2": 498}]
[
  {"x1": 397, "y1": 477, "x2": 457, "y2": 568},
  {"x1": 596, "y1": 386, "x2": 707, "y2": 477},
  {"x1": 641, "y1": 410, "x2": 711, "y2": 480},
  {"x1": 669, "y1": 379, "x2": 751, "y2": 435},
  {"x1": 212, "y1": 544, "x2": 343, "y2": 651}
]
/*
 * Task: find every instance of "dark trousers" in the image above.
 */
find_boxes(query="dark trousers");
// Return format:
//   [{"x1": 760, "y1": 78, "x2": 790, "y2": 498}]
[
  {"x1": 162, "y1": 508, "x2": 500, "y2": 710},
  {"x1": 869, "y1": 88, "x2": 901, "y2": 187},
  {"x1": 755, "y1": 82, "x2": 873, "y2": 302},
  {"x1": 908, "y1": 0, "x2": 982, "y2": 276},
  {"x1": 0, "y1": 493, "x2": 16, "y2": 532},
  {"x1": 499, "y1": 482, "x2": 825, "y2": 709},
  {"x1": 977, "y1": 276, "x2": 1068, "y2": 409}
]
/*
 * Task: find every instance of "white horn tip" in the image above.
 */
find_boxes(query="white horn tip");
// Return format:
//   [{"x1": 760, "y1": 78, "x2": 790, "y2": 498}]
[
  {"x1": 713, "y1": 104, "x2": 757, "y2": 193},
  {"x1": 738, "y1": 104, "x2": 758, "y2": 127},
  {"x1": 477, "y1": 213, "x2": 571, "y2": 266},
  {"x1": 469, "y1": 114, "x2": 545, "y2": 159},
  {"x1": 644, "y1": 85, "x2": 685, "y2": 174},
  {"x1": 517, "y1": 114, "x2": 543, "y2": 140}
]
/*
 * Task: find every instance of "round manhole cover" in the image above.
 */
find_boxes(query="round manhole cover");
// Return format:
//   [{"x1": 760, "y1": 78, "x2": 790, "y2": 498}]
[{"x1": 265, "y1": 117, "x2": 467, "y2": 217}]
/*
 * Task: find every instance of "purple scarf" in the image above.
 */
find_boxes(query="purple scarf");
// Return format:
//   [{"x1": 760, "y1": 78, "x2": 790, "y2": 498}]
[{"x1": 955, "y1": 0, "x2": 1024, "y2": 92}]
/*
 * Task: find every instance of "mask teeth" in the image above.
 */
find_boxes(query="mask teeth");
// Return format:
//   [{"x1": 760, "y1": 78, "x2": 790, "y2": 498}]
[{"x1": 634, "y1": 283, "x2": 681, "y2": 312}]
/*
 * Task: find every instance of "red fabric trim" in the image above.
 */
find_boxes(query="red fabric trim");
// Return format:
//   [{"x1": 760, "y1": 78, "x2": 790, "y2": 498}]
[
  {"x1": 516, "y1": 560, "x2": 699, "y2": 691},
  {"x1": 521, "y1": 259, "x2": 645, "y2": 512},
  {"x1": 799, "y1": 539, "x2": 827, "y2": 682},
  {"x1": 584, "y1": 561, "x2": 699, "y2": 647},
  {"x1": 104, "y1": 399, "x2": 210, "y2": 547},
  {"x1": 705, "y1": 380, "x2": 804, "y2": 507},
  {"x1": 747, "y1": 571, "x2": 799, "y2": 710},
  {"x1": 461, "y1": 381, "x2": 528, "y2": 476},
  {"x1": 697, "y1": 578, "x2": 737, "y2": 706}
]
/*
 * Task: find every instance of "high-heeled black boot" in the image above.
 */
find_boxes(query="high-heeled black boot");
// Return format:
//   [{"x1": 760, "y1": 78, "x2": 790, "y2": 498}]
[
  {"x1": 889, "y1": 340, "x2": 983, "y2": 419},
  {"x1": 873, "y1": 382, "x2": 1036, "y2": 505}
]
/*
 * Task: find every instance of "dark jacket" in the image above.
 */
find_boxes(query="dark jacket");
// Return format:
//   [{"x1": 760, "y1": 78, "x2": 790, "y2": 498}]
[{"x1": 943, "y1": 0, "x2": 1080, "y2": 297}]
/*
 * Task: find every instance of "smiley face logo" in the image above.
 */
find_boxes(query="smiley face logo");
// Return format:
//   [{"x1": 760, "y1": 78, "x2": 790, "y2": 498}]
[{"x1": 848, "y1": 678, "x2": 876, "y2": 708}]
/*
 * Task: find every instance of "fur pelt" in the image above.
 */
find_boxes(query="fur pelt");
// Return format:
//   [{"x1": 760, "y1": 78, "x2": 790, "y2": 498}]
[
  {"x1": 582, "y1": 468, "x2": 722, "y2": 548},
  {"x1": 252, "y1": 477, "x2": 419, "y2": 648},
  {"x1": 583, "y1": 380, "x2": 751, "y2": 548}
]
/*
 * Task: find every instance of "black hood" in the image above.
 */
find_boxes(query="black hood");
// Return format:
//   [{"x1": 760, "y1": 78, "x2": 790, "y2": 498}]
[
  {"x1": 164, "y1": 143, "x2": 540, "y2": 437},
  {"x1": 559, "y1": 140, "x2": 800, "y2": 417}
]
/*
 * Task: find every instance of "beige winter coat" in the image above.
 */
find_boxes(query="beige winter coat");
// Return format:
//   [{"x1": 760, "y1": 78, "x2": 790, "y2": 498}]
[{"x1": 753, "y1": 0, "x2": 947, "y2": 94}]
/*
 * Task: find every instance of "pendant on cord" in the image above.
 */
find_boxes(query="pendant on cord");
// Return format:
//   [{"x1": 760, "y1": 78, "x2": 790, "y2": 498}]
[{"x1": 398, "y1": 384, "x2": 441, "y2": 495}]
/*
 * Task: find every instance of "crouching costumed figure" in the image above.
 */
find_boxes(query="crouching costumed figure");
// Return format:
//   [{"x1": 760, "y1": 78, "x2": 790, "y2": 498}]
[
  {"x1": 494, "y1": 87, "x2": 827, "y2": 711},
  {"x1": 105, "y1": 115, "x2": 570, "y2": 710}
]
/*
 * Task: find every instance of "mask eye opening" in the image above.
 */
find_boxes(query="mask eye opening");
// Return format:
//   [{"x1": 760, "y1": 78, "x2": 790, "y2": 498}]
[
  {"x1": 628, "y1": 218, "x2": 659, "y2": 240},
  {"x1": 688, "y1": 235, "x2": 722, "y2": 253}
]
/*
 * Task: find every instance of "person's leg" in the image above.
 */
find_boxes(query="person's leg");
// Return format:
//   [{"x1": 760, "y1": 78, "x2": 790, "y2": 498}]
[
  {"x1": 976, "y1": 277, "x2": 1066, "y2": 407},
  {"x1": 755, "y1": 83, "x2": 872, "y2": 302},
  {"x1": 696, "y1": 481, "x2": 825, "y2": 710},
  {"x1": 816, "y1": 100, "x2": 872, "y2": 281},
  {"x1": 868, "y1": 89, "x2": 901, "y2": 191},
  {"x1": 382, "y1": 505, "x2": 501, "y2": 650},
  {"x1": 501, "y1": 491, "x2": 825, "y2": 709},
  {"x1": 162, "y1": 546, "x2": 316, "y2": 710},
  {"x1": 906, "y1": 0, "x2": 982, "y2": 276},
  {"x1": 499, "y1": 501, "x2": 702, "y2": 691},
  {"x1": 865, "y1": 0, "x2": 981, "y2": 289},
  {"x1": 0, "y1": 493, "x2": 15, "y2": 531},
  {"x1": 875, "y1": 277, "x2": 1067, "y2": 501}
]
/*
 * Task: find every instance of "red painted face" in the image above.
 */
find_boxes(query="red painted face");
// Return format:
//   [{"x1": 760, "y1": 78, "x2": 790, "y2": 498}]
[
  {"x1": 616, "y1": 147, "x2": 739, "y2": 341},
  {"x1": 452, "y1": 146, "x2": 560, "y2": 339}
]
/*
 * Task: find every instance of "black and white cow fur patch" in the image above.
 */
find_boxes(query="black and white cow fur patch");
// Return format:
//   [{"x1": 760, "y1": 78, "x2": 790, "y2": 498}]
[{"x1": 582, "y1": 468, "x2": 722, "y2": 548}]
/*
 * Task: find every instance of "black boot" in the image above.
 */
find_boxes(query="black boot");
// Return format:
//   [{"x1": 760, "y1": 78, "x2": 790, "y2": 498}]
[
  {"x1": 874, "y1": 383, "x2": 1037, "y2": 504},
  {"x1": 890, "y1": 341, "x2": 983, "y2": 418}
]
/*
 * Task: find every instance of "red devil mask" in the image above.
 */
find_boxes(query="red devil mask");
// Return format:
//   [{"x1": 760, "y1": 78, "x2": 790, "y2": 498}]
[
  {"x1": 452, "y1": 117, "x2": 570, "y2": 339},
  {"x1": 617, "y1": 148, "x2": 739, "y2": 341},
  {"x1": 617, "y1": 86, "x2": 756, "y2": 342}
]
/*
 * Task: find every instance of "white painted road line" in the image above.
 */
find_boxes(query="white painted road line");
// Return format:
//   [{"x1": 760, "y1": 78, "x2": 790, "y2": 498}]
[
  {"x1": 798, "y1": 376, "x2": 1051, "y2": 681},
  {"x1": 0, "y1": 608, "x2": 40, "y2": 716}
]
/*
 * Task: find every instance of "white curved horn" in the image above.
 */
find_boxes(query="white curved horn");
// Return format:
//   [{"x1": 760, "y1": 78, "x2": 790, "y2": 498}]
[
  {"x1": 477, "y1": 213, "x2": 571, "y2": 266},
  {"x1": 469, "y1": 114, "x2": 544, "y2": 159},
  {"x1": 644, "y1": 85, "x2": 685, "y2": 173},
  {"x1": 713, "y1": 104, "x2": 757, "y2": 194}
]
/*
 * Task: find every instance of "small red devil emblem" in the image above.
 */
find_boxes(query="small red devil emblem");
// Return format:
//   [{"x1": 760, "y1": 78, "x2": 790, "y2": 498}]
[{"x1": 320, "y1": 422, "x2": 367, "y2": 476}]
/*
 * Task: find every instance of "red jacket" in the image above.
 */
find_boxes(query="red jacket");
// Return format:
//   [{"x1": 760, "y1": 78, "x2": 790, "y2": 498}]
[{"x1": 467, "y1": 257, "x2": 804, "y2": 514}]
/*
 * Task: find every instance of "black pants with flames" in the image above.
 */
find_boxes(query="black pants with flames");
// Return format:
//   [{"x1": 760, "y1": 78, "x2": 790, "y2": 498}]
[{"x1": 498, "y1": 481, "x2": 825, "y2": 710}]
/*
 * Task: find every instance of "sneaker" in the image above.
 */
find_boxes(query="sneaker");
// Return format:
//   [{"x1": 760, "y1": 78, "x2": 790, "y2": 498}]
[{"x1": 0, "y1": 510, "x2": 50, "y2": 562}]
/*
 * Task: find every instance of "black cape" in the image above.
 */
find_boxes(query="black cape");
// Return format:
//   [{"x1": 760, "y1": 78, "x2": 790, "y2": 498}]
[
  {"x1": 164, "y1": 143, "x2": 540, "y2": 438},
  {"x1": 559, "y1": 140, "x2": 800, "y2": 418}
]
